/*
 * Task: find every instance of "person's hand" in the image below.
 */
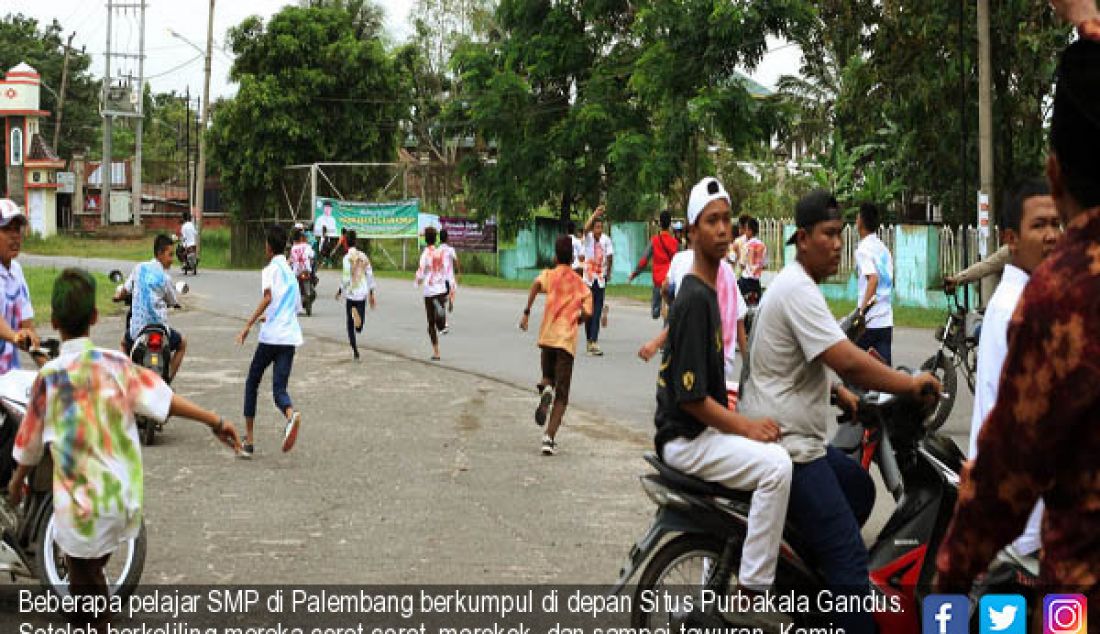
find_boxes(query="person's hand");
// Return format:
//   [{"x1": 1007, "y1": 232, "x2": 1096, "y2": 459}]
[
  {"x1": 943, "y1": 276, "x2": 959, "y2": 294},
  {"x1": 369, "y1": 294, "x2": 377, "y2": 310},
  {"x1": 627, "y1": 272, "x2": 637, "y2": 283},
  {"x1": 16, "y1": 329, "x2": 39, "y2": 352},
  {"x1": 910, "y1": 372, "x2": 944, "y2": 407},
  {"x1": 595, "y1": 205, "x2": 606, "y2": 218},
  {"x1": 734, "y1": 417, "x2": 782, "y2": 443},
  {"x1": 835, "y1": 385, "x2": 860, "y2": 415},
  {"x1": 7, "y1": 476, "x2": 23, "y2": 507},
  {"x1": 638, "y1": 340, "x2": 659, "y2": 362},
  {"x1": 519, "y1": 313, "x2": 530, "y2": 332},
  {"x1": 212, "y1": 419, "x2": 242, "y2": 453},
  {"x1": 235, "y1": 327, "x2": 250, "y2": 346}
]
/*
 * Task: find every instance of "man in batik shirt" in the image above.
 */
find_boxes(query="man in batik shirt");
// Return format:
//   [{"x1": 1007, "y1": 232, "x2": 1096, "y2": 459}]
[{"x1": 935, "y1": 39, "x2": 1100, "y2": 612}]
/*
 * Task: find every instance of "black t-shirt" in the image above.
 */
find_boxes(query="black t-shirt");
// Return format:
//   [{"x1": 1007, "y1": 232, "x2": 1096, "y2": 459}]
[{"x1": 654, "y1": 274, "x2": 728, "y2": 457}]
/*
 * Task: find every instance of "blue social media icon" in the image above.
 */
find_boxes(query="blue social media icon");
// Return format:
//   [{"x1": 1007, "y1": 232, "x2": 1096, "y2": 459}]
[
  {"x1": 981, "y1": 595, "x2": 1026, "y2": 634},
  {"x1": 924, "y1": 594, "x2": 970, "y2": 634}
]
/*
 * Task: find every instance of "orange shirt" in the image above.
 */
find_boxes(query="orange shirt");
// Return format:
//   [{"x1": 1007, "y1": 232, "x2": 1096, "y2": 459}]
[{"x1": 536, "y1": 265, "x2": 594, "y2": 356}]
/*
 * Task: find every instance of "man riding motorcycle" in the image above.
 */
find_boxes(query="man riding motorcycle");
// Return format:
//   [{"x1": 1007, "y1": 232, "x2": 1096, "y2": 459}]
[
  {"x1": 178, "y1": 212, "x2": 198, "y2": 261},
  {"x1": 289, "y1": 228, "x2": 317, "y2": 311},
  {"x1": 738, "y1": 190, "x2": 941, "y2": 634},
  {"x1": 0, "y1": 200, "x2": 38, "y2": 373},
  {"x1": 117, "y1": 235, "x2": 187, "y2": 382}
]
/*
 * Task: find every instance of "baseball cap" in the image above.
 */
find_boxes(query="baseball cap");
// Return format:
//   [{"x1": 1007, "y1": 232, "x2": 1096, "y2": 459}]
[
  {"x1": 0, "y1": 199, "x2": 26, "y2": 228},
  {"x1": 786, "y1": 189, "x2": 842, "y2": 245},
  {"x1": 686, "y1": 177, "x2": 731, "y2": 226}
]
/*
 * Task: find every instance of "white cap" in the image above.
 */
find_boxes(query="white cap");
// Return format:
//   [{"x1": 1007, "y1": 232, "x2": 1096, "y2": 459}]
[
  {"x1": 0, "y1": 199, "x2": 26, "y2": 228},
  {"x1": 686, "y1": 177, "x2": 730, "y2": 226}
]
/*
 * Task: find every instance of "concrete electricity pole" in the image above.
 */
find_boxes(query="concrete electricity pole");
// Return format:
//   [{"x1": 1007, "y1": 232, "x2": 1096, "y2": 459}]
[
  {"x1": 53, "y1": 32, "x2": 75, "y2": 151},
  {"x1": 132, "y1": 2, "x2": 147, "y2": 226},
  {"x1": 194, "y1": 0, "x2": 216, "y2": 232},
  {"x1": 977, "y1": 0, "x2": 995, "y2": 303},
  {"x1": 101, "y1": 1, "x2": 113, "y2": 226}
]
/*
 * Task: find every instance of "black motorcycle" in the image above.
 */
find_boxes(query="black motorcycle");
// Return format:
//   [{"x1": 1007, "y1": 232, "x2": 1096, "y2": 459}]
[
  {"x1": 176, "y1": 242, "x2": 198, "y2": 276},
  {"x1": 0, "y1": 339, "x2": 147, "y2": 598},
  {"x1": 920, "y1": 288, "x2": 982, "y2": 431}
]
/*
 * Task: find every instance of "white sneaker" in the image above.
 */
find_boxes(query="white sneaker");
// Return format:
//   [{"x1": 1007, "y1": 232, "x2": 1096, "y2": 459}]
[{"x1": 541, "y1": 435, "x2": 557, "y2": 456}]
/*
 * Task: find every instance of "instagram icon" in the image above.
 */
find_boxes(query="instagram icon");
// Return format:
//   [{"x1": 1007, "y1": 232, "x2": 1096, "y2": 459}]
[{"x1": 1044, "y1": 595, "x2": 1087, "y2": 634}]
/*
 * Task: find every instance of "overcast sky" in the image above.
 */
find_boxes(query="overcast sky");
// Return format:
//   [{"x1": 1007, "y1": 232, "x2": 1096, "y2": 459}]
[{"x1": 6, "y1": 1, "x2": 801, "y2": 102}]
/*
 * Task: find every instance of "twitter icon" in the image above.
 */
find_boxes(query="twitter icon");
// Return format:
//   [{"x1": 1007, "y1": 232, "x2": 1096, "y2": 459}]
[{"x1": 981, "y1": 594, "x2": 1027, "y2": 634}]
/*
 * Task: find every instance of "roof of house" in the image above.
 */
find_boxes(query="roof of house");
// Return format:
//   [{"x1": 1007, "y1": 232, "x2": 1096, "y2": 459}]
[{"x1": 26, "y1": 134, "x2": 59, "y2": 162}]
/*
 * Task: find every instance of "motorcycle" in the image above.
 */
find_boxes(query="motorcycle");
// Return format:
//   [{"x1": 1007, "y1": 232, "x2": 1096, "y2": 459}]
[
  {"x1": 109, "y1": 270, "x2": 188, "y2": 446},
  {"x1": 920, "y1": 288, "x2": 982, "y2": 431},
  {"x1": 298, "y1": 271, "x2": 317, "y2": 317},
  {"x1": 176, "y1": 241, "x2": 198, "y2": 276},
  {"x1": 0, "y1": 339, "x2": 147, "y2": 598},
  {"x1": 612, "y1": 302, "x2": 1030, "y2": 632}
]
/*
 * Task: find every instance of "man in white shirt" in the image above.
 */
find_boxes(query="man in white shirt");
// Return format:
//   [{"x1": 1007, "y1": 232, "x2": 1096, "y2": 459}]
[
  {"x1": 969, "y1": 179, "x2": 1061, "y2": 557},
  {"x1": 235, "y1": 224, "x2": 304, "y2": 459},
  {"x1": 0, "y1": 199, "x2": 38, "y2": 373},
  {"x1": 179, "y1": 212, "x2": 198, "y2": 249},
  {"x1": 582, "y1": 206, "x2": 614, "y2": 356},
  {"x1": 439, "y1": 229, "x2": 460, "y2": 333},
  {"x1": 854, "y1": 203, "x2": 895, "y2": 365},
  {"x1": 568, "y1": 221, "x2": 585, "y2": 276}
]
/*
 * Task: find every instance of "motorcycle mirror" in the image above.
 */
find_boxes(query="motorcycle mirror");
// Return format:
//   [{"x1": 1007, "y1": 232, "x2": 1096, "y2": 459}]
[
  {"x1": 175, "y1": 281, "x2": 189, "y2": 295},
  {"x1": 108, "y1": 270, "x2": 124, "y2": 284}
]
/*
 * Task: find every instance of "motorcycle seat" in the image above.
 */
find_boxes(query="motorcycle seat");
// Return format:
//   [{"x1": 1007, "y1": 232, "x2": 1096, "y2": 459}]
[{"x1": 644, "y1": 452, "x2": 753, "y2": 504}]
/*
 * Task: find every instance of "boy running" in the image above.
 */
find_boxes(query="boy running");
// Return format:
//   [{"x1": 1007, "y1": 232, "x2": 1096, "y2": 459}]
[
  {"x1": 340, "y1": 230, "x2": 376, "y2": 361},
  {"x1": 235, "y1": 224, "x2": 304, "y2": 458},
  {"x1": 519, "y1": 235, "x2": 593, "y2": 455},
  {"x1": 9, "y1": 268, "x2": 240, "y2": 630},
  {"x1": 439, "y1": 229, "x2": 459, "y2": 333},
  {"x1": 415, "y1": 226, "x2": 448, "y2": 361}
]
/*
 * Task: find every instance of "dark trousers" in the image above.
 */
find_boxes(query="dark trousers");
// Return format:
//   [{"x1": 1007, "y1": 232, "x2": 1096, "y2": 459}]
[
  {"x1": 857, "y1": 326, "x2": 893, "y2": 366},
  {"x1": 788, "y1": 446, "x2": 877, "y2": 634},
  {"x1": 66, "y1": 554, "x2": 110, "y2": 631},
  {"x1": 539, "y1": 346, "x2": 575, "y2": 433},
  {"x1": 346, "y1": 298, "x2": 366, "y2": 355},
  {"x1": 244, "y1": 343, "x2": 295, "y2": 418},
  {"x1": 585, "y1": 282, "x2": 606, "y2": 342},
  {"x1": 424, "y1": 293, "x2": 447, "y2": 345},
  {"x1": 737, "y1": 276, "x2": 762, "y2": 302},
  {"x1": 650, "y1": 285, "x2": 663, "y2": 320}
]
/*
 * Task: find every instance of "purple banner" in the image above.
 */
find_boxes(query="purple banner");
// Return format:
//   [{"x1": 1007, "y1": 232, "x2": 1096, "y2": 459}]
[{"x1": 439, "y1": 216, "x2": 498, "y2": 253}]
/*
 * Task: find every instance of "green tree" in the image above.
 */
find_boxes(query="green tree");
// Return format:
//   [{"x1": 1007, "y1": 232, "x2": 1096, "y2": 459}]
[
  {"x1": 208, "y1": 2, "x2": 406, "y2": 262},
  {"x1": 0, "y1": 14, "x2": 100, "y2": 159}
]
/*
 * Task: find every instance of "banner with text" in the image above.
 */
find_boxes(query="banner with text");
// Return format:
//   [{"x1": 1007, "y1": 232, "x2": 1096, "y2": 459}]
[
  {"x1": 439, "y1": 216, "x2": 498, "y2": 253},
  {"x1": 314, "y1": 197, "x2": 419, "y2": 238}
]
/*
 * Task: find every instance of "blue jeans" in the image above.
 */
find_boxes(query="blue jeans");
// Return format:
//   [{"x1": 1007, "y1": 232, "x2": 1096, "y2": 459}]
[
  {"x1": 788, "y1": 446, "x2": 877, "y2": 634},
  {"x1": 585, "y1": 282, "x2": 606, "y2": 342},
  {"x1": 243, "y1": 343, "x2": 295, "y2": 418},
  {"x1": 857, "y1": 326, "x2": 893, "y2": 366}
]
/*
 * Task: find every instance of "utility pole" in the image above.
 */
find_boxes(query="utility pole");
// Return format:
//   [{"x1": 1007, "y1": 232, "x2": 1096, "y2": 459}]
[
  {"x1": 53, "y1": 32, "x2": 75, "y2": 151},
  {"x1": 101, "y1": 1, "x2": 113, "y2": 226},
  {"x1": 132, "y1": 1, "x2": 147, "y2": 225},
  {"x1": 977, "y1": 0, "x2": 995, "y2": 304},
  {"x1": 194, "y1": 0, "x2": 216, "y2": 232}
]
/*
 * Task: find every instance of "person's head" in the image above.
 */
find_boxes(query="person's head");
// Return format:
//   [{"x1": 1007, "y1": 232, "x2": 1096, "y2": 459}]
[
  {"x1": 1002, "y1": 179, "x2": 1060, "y2": 274},
  {"x1": 555, "y1": 235, "x2": 573, "y2": 265},
  {"x1": 686, "y1": 177, "x2": 733, "y2": 265},
  {"x1": 323, "y1": 201, "x2": 333, "y2": 217},
  {"x1": 592, "y1": 216, "x2": 605, "y2": 239},
  {"x1": 856, "y1": 202, "x2": 881, "y2": 236},
  {"x1": 51, "y1": 268, "x2": 98, "y2": 339},
  {"x1": 0, "y1": 199, "x2": 28, "y2": 267},
  {"x1": 738, "y1": 213, "x2": 751, "y2": 236},
  {"x1": 659, "y1": 210, "x2": 672, "y2": 231},
  {"x1": 440, "y1": 229, "x2": 449, "y2": 244},
  {"x1": 746, "y1": 217, "x2": 759, "y2": 238},
  {"x1": 346, "y1": 229, "x2": 357, "y2": 248},
  {"x1": 566, "y1": 220, "x2": 577, "y2": 236},
  {"x1": 424, "y1": 226, "x2": 438, "y2": 246},
  {"x1": 266, "y1": 224, "x2": 288, "y2": 259},
  {"x1": 181, "y1": 211, "x2": 191, "y2": 224},
  {"x1": 295, "y1": 229, "x2": 307, "y2": 243},
  {"x1": 789, "y1": 189, "x2": 844, "y2": 282},
  {"x1": 153, "y1": 234, "x2": 174, "y2": 268},
  {"x1": 1048, "y1": 40, "x2": 1100, "y2": 224}
]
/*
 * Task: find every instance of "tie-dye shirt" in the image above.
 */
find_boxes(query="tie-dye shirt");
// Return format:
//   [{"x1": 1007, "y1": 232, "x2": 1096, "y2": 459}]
[
  {"x1": 289, "y1": 242, "x2": 315, "y2": 276},
  {"x1": 342, "y1": 248, "x2": 376, "y2": 301},
  {"x1": 125, "y1": 259, "x2": 179, "y2": 340},
  {"x1": 12, "y1": 338, "x2": 173, "y2": 559},
  {"x1": 741, "y1": 237, "x2": 767, "y2": 280},
  {"x1": 855, "y1": 233, "x2": 894, "y2": 328},
  {"x1": 535, "y1": 265, "x2": 593, "y2": 357},
  {"x1": 0, "y1": 259, "x2": 33, "y2": 374},
  {"x1": 416, "y1": 246, "x2": 449, "y2": 297},
  {"x1": 259, "y1": 255, "x2": 303, "y2": 347}
]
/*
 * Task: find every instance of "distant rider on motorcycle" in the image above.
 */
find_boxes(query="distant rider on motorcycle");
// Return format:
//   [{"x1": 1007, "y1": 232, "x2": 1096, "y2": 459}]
[
  {"x1": 289, "y1": 228, "x2": 316, "y2": 309},
  {"x1": 179, "y1": 211, "x2": 198, "y2": 261},
  {"x1": 738, "y1": 190, "x2": 940, "y2": 634},
  {"x1": 117, "y1": 235, "x2": 187, "y2": 382}
]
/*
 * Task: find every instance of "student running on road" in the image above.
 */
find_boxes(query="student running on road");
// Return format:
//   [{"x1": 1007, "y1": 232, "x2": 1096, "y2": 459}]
[
  {"x1": 583, "y1": 206, "x2": 614, "y2": 356},
  {"x1": 520, "y1": 235, "x2": 593, "y2": 456},
  {"x1": 415, "y1": 226, "x2": 449, "y2": 361},
  {"x1": 340, "y1": 230, "x2": 376, "y2": 361},
  {"x1": 439, "y1": 229, "x2": 459, "y2": 333}
]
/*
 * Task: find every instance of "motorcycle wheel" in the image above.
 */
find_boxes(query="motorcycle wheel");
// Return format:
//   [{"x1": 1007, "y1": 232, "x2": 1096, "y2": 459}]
[
  {"x1": 140, "y1": 416, "x2": 156, "y2": 446},
  {"x1": 33, "y1": 509, "x2": 147, "y2": 600},
  {"x1": 631, "y1": 534, "x2": 732, "y2": 629},
  {"x1": 920, "y1": 352, "x2": 957, "y2": 431}
]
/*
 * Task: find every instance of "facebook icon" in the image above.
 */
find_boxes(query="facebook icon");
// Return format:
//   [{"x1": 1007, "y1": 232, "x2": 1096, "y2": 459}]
[{"x1": 923, "y1": 595, "x2": 970, "y2": 634}]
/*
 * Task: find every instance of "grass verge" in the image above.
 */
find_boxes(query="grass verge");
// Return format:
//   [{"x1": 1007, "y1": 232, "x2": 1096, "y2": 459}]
[
  {"x1": 23, "y1": 267, "x2": 122, "y2": 326},
  {"x1": 826, "y1": 298, "x2": 944, "y2": 330},
  {"x1": 372, "y1": 270, "x2": 654, "y2": 302},
  {"x1": 24, "y1": 228, "x2": 233, "y2": 269}
]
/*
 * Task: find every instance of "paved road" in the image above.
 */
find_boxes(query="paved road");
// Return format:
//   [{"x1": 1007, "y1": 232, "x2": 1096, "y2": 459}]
[{"x1": 23, "y1": 254, "x2": 975, "y2": 444}]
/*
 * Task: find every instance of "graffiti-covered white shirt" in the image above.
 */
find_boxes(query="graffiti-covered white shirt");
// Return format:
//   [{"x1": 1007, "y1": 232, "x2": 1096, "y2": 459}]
[{"x1": 125, "y1": 260, "x2": 179, "y2": 340}]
